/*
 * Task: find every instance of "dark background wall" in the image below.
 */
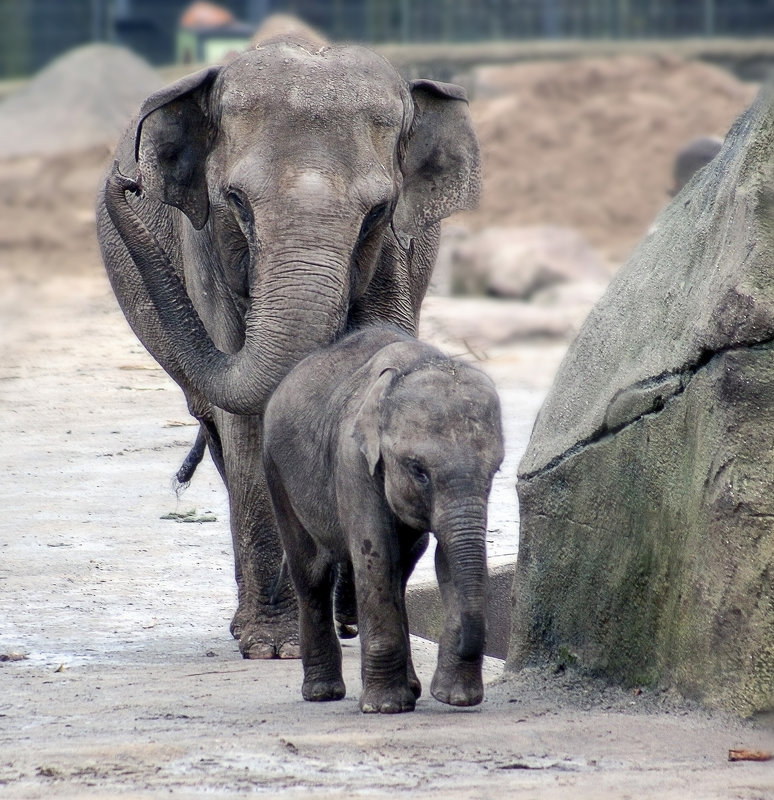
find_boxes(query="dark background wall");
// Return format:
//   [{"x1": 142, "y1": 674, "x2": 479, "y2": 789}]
[{"x1": 3, "y1": 0, "x2": 774, "y2": 79}]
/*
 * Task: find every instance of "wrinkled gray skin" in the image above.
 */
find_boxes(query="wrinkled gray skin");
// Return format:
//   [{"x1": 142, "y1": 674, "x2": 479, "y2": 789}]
[
  {"x1": 95, "y1": 39, "x2": 481, "y2": 658},
  {"x1": 263, "y1": 326, "x2": 504, "y2": 713}
]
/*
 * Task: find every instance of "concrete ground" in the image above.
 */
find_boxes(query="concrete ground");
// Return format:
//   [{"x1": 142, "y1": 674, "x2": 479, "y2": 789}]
[{"x1": 2, "y1": 269, "x2": 773, "y2": 798}]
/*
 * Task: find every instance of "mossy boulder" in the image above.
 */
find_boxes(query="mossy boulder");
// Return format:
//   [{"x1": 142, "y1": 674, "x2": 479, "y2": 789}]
[{"x1": 509, "y1": 85, "x2": 774, "y2": 716}]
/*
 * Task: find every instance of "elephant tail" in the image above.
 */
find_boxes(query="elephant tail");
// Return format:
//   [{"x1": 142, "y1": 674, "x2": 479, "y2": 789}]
[
  {"x1": 175, "y1": 425, "x2": 208, "y2": 488},
  {"x1": 269, "y1": 552, "x2": 288, "y2": 606}
]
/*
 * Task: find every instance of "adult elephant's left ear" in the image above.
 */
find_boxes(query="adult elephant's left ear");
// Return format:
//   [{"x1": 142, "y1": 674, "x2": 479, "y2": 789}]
[{"x1": 392, "y1": 79, "x2": 482, "y2": 248}]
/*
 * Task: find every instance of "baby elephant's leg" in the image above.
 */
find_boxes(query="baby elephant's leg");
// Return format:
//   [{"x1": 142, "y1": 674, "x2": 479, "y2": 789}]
[
  {"x1": 399, "y1": 530, "x2": 430, "y2": 699},
  {"x1": 333, "y1": 560, "x2": 358, "y2": 639},
  {"x1": 266, "y1": 470, "x2": 344, "y2": 701},
  {"x1": 354, "y1": 553, "x2": 417, "y2": 714},
  {"x1": 294, "y1": 557, "x2": 345, "y2": 701}
]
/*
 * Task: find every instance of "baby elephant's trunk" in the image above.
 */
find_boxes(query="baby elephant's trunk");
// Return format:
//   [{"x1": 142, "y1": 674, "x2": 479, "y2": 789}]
[
  {"x1": 434, "y1": 496, "x2": 489, "y2": 661},
  {"x1": 457, "y1": 610, "x2": 486, "y2": 661}
]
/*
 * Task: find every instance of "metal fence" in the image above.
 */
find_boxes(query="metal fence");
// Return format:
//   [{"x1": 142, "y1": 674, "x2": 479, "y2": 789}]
[
  {"x1": 290, "y1": 0, "x2": 774, "y2": 43},
  {"x1": 3, "y1": 0, "x2": 774, "y2": 79}
]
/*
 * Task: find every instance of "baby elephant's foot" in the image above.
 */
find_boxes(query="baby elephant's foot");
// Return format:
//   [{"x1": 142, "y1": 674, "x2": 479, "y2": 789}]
[
  {"x1": 430, "y1": 665, "x2": 484, "y2": 707},
  {"x1": 302, "y1": 675, "x2": 346, "y2": 702},
  {"x1": 359, "y1": 683, "x2": 416, "y2": 714},
  {"x1": 336, "y1": 621, "x2": 358, "y2": 639}
]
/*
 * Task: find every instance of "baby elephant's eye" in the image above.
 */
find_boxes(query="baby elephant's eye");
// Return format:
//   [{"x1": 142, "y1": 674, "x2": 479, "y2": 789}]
[{"x1": 407, "y1": 460, "x2": 430, "y2": 486}]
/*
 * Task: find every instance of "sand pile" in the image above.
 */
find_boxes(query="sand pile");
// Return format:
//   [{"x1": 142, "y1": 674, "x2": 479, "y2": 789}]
[
  {"x1": 462, "y1": 55, "x2": 758, "y2": 262},
  {"x1": 0, "y1": 44, "x2": 164, "y2": 275},
  {"x1": 0, "y1": 43, "x2": 162, "y2": 159}
]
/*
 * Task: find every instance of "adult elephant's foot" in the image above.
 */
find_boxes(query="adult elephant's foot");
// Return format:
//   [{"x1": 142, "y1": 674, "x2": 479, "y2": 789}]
[
  {"x1": 230, "y1": 598, "x2": 301, "y2": 659},
  {"x1": 229, "y1": 605, "x2": 249, "y2": 642},
  {"x1": 239, "y1": 619, "x2": 301, "y2": 659},
  {"x1": 359, "y1": 683, "x2": 416, "y2": 713},
  {"x1": 430, "y1": 660, "x2": 483, "y2": 706},
  {"x1": 408, "y1": 659, "x2": 422, "y2": 699}
]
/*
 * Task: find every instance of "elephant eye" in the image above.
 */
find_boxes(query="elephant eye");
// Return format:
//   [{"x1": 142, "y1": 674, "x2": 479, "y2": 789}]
[
  {"x1": 406, "y1": 459, "x2": 430, "y2": 486},
  {"x1": 358, "y1": 202, "x2": 389, "y2": 241},
  {"x1": 226, "y1": 189, "x2": 253, "y2": 226}
]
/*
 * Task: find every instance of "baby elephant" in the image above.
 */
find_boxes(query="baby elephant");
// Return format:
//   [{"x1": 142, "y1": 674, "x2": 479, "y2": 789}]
[{"x1": 263, "y1": 325, "x2": 504, "y2": 713}]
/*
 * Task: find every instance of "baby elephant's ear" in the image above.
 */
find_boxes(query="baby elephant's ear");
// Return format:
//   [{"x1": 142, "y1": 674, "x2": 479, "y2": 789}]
[{"x1": 353, "y1": 368, "x2": 395, "y2": 476}]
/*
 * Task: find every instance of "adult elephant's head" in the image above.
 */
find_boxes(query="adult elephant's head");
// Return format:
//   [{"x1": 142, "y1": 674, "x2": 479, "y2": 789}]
[{"x1": 102, "y1": 40, "x2": 480, "y2": 415}]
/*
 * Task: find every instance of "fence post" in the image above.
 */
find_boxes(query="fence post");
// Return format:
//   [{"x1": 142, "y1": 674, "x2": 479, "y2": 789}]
[
  {"x1": 704, "y1": 0, "x2": 715, "y2": 36},
  {"x1": 623, "y1": 0, "x2": 635, "y2": 37}
]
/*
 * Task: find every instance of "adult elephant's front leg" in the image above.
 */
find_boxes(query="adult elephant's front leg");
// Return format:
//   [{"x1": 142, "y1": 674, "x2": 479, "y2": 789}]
[{"x1": 216, "y1": 410, "x2": 300, "y2": 659}]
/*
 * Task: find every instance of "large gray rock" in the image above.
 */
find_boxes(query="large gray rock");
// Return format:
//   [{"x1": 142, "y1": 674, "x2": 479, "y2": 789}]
[{"x1": 509, "y1": 85, "x2": 774, "y2": 716}]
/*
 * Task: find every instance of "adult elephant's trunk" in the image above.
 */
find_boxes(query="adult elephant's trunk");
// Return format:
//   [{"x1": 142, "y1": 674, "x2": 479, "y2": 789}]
[
  {"x1": 103, "y1": 164, "x2": 346, "y2": 415},
  {"x1": 433, "y1": 494, "x2": 489, "y2": 662}
]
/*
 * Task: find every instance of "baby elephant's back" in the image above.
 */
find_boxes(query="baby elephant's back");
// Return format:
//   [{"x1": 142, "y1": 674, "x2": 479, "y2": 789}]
[{"x1": 264, "y1": 325, "x2": 414, "y2": 443}]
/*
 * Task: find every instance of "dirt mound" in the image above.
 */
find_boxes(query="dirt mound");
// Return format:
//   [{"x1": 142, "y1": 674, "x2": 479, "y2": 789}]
[
  {"x1": 0, "y1": 50, "x2": 759, "y2": 287},
  {"x1": 0, "y1": 44, "x2": 162, "y2": 160},
  {"x1": 462, "y1": 55, "x2": 758, "y2": 262}
]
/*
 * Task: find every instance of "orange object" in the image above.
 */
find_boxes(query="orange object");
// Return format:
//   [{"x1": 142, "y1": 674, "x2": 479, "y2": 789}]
[
  {"x1": 180, "y1": 1, "x2": 235, "y2": 29},
  {"x1": 728, "y1": 749, "x2": 773, "y2": 762}
]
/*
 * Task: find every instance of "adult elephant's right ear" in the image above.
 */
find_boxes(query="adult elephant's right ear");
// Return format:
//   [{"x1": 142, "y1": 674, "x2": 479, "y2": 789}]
[
  {"x1": 134, "y1": 66, "x2": 221, "y2": 230},
  {"x1": 392, "y1": 79, "x2": 482, "y2": 248}
]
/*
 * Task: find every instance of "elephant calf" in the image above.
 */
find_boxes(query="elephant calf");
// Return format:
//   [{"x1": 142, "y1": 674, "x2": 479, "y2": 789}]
[{"x1": 263, "y1": 325, "x2": 504, "y2": 713}]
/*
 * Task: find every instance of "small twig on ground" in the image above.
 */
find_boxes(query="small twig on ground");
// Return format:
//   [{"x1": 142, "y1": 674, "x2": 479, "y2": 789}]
[{"x1": 728, "y1": 749, "x2": 773, "y2": 762}]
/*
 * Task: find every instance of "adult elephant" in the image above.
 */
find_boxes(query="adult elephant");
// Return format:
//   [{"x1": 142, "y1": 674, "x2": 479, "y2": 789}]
[{"x1": 96, "y1": 37, "x2": 481, "y2": 659}]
